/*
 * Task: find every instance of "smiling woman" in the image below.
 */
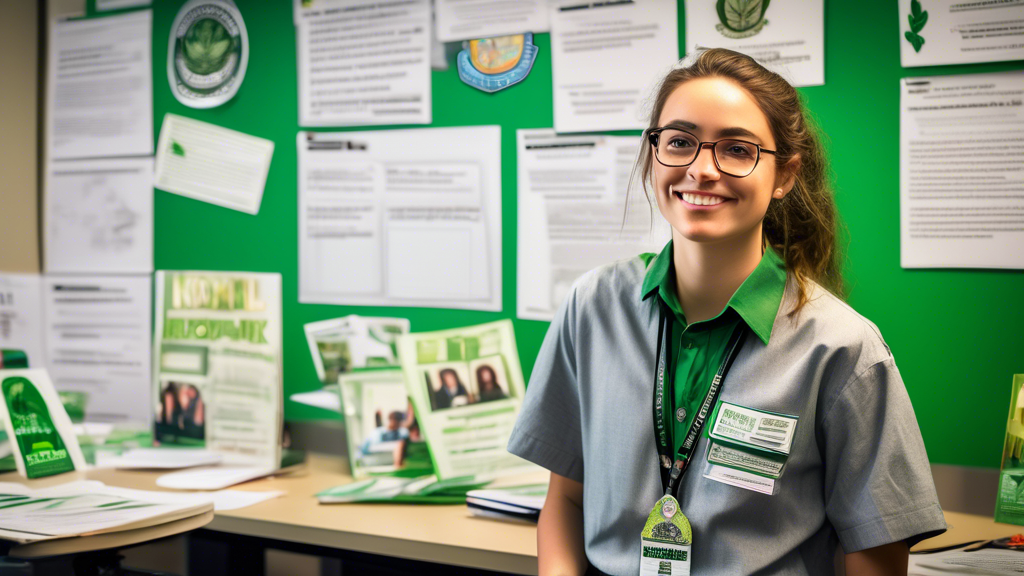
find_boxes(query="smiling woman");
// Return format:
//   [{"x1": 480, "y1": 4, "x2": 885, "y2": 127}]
[{"x1": 508, "y1": 48, "x2": 947, "y2": 576}]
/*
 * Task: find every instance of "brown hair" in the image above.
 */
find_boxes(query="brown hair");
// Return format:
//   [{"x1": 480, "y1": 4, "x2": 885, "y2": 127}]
[{"x1": 634, "y1": 48, "x2": 843, "y2": 313}]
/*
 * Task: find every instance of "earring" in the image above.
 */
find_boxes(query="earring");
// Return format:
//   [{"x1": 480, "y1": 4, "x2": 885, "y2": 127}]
[{"x1": 773, "y1": 188, "x2": 784, "y2": 199}]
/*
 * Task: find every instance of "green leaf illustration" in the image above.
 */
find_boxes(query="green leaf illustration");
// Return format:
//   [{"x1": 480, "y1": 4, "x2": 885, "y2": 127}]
[
  {"x1": 182, "y1": 19, "x2": 234, "y2": 75},
  {"x1": 904, "y1": 0, "x2": 928, "y2": 53},
  {"x1": 171, "y1": 141, "x2": 186, "y2": 157},
  {"x1": 716, "y1": 0, "x2": 770, "y2": 33}
]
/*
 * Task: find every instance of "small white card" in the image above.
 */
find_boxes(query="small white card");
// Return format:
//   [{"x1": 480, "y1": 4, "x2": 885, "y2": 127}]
[
  {"x1": 703, "y1": 464, "x2": 775, "y2": 495},
  {"x1": 709, "y1": 402, "x2": 797, "y2": 454}
]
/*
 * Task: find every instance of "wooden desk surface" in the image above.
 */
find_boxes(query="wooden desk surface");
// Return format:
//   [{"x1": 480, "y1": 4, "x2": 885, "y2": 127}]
[
  {"x1": 0, "y1": 454, "x2": 540, "y2": 574},
  {"x1": 4, "y1": 455, "x2": 1022, "y2": 573}
]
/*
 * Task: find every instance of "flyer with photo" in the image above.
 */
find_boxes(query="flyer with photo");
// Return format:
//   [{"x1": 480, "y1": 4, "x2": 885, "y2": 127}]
[
  {"x1": 152, "y1": 271, "x2": 282, "y2": 470},
  {"x1": 397, "y1": 320, "x2": 536, "y2": 480},
  {"x1": 338, "y1": 368, "x2": 432, "y2": 479},
  {"x1": 996, "y1": 374, "x2": 1024, "y2": 525},
  {"x1": 304, "y1": 316, "x2": 410, "y2": 385}
]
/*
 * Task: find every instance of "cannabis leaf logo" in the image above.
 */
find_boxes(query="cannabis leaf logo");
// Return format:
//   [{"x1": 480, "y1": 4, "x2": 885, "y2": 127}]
[
  {"x1": 905, "y1": 0, "x2": 928, "y2": 53},
  {"x1": 182, "y1": 19, "x2": 234, "y2": 75},
  {"x1": 717, "y1": 0, "x2": 771, "y2": 33}
]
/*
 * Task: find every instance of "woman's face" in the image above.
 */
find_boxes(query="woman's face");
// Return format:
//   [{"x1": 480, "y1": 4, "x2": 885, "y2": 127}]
[
  {"x1": 651, "y1": 77, "x2": 786, "y2": 245},
  {"x1": 442, "y1": 371, "x2": 458, "y2": 389},
  {"x1": 480, "y1": 368, "x2": 494, "y2": 386}
]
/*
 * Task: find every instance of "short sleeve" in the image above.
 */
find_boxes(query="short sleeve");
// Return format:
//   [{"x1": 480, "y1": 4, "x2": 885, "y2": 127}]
[
  {"x1": 507, "y1": 287, "x2": 584, "y2": 483},
  {"x1": 820, "y1": 358, "x2": 947, "y2": 552}
]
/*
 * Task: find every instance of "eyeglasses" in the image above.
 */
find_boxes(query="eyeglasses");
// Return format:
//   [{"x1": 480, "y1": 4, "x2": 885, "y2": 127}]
[{"x1": 645, "y1": 127, "x2": 776, "y2": 178}]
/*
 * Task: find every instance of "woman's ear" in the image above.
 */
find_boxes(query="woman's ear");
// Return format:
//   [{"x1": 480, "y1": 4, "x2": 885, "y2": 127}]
[{"x1": 774, "y1": 154, "x2": 802, "y2": 199}]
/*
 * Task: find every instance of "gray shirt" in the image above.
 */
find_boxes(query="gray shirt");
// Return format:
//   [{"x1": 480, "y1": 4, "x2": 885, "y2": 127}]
[{"x1": 508, "y1": 257, "x2": 946, "y2": 575}]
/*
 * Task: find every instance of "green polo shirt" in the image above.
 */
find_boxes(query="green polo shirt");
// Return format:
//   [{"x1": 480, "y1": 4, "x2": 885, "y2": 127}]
[{"x1": 639, "y1": 241, "x2": 787, "y2": 459}]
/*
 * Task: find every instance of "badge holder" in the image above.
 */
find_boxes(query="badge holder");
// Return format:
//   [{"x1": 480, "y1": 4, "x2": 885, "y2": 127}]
[
  {"x1": 639, "y1": 494, "x2": 692, "y2": 576},
  {"x1": 700, "y1": 402, "x2": 799, "y2": 496}
]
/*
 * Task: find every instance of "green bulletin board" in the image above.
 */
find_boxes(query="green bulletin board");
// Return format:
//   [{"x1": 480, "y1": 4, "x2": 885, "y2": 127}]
[{"x1": 87, "y1": 0, "x2": 1022, "y2": 468}]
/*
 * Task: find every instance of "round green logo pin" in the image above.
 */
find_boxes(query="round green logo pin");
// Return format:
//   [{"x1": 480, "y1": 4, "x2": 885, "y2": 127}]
[{"x1": 168, "y1": 0, "x2": 249, "y2": 108}]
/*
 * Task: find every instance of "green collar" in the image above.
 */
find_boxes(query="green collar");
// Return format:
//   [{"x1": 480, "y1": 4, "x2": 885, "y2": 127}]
[{"x1": 640, "y1": 240, "x2": 787, "y2": 345}]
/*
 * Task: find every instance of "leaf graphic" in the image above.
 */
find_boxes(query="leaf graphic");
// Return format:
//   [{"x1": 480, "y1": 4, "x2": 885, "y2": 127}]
[
  {"x1": 915, "y1": 11, "x2": 928, "y2": 32},
  {"x1": 722, "y1": 0, "x2": 764, "y2": 31},
  {"x1": 904, "y1": 0, "x2": 928, "y2": 51},
  {"x1": 905, "y1": 31, "x2": 925, "y2": 52},
  {"x1": 911, "y1": 0, "x2": 922, "y2": 18}
]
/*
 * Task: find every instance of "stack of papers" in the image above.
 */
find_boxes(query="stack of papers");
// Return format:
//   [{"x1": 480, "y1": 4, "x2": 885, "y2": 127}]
[
  {"x1": 910, "y1": 544, "x2": 1024, "y2": 575},
  {"x1": 317, "y1": 476, "x2": 490, "y2": 505},
  {"x1": 467, "y1": 485, "x2": 547, "y2": 524},
  {"x1": 0, "y1": 481, "x2": 213, "y2": 555}
]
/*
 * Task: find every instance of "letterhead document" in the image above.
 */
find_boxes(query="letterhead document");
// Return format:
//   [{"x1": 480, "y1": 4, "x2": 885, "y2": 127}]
[
  {"x1": 550, "y1": 0, "x2": 679, "y2": 133},
  {"x1": 685, "y1": 0, "x2": 824, "y2": 87},
  {"x1": 397, "y1": 320, "x2": 537, "y2": 480},
  {"x1": 296, "y1": 0, "x2": 431, "y2": 127},
  {"x1": 47, "y1": 10, "x2": 153, "y2": 160},
  {"x1": 435, "y1": 0, "x2": 549, "y2": 42},
  {"x1": 43, "y1": 275, "x2": 152, "y2": 426},
  {"x1": 517, "y1": 129, "x2": 669, "y2": 321},
  {"x1": 0, "y1": 275, "x2": 46, "y2": 369},
  {"x1": 900, "y1": 0, "x2": 1024, "y2": 67},
  {"x1": 152, "y1": 271, "x2": 282, "y2": 470},
  {"x1": 154, "y1": 114, "x2": 274, "y2": 215},
  {"x1": 900, "y1": 71, "x2": 1024, "y2": 269},
  {"x1": 298, "y1": 126, "x2": 502, "y2": 310},
  {"x1": 45, "y1": 157, "x2": 154, "y2": 274}
]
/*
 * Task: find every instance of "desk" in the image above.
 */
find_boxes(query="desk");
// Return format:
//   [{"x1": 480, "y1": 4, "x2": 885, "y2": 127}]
[
  {"x1": 2, "y1": 455, "x2": 1021, "y2": 575},
  {"x1": 0, "y1": 454, "x2": 539, "y2": 575}
]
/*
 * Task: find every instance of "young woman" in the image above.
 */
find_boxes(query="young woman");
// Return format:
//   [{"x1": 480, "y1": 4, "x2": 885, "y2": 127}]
[{"x1": 508, "y1": 49, "x2": 945, "y2": 576}]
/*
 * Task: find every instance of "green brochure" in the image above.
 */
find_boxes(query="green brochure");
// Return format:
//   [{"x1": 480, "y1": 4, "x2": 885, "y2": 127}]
[
  {"x1": 996, "y1": 375, "x2": 1024, "y2": 525},
  {"x1": 0, "y1": 369, "x2": 86, "y2": 479},
  {"x1": 0, "y1": 350, "x2": 28, "y2": 369}
]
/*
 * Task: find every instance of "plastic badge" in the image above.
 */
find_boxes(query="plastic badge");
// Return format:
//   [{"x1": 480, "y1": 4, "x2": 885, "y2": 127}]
[
  {"x1": 639, "y1": 494, "x2": 692, "y2": 575},
  {"x1": 457, "y1": 34, "x2": 538, "y2": 93}
]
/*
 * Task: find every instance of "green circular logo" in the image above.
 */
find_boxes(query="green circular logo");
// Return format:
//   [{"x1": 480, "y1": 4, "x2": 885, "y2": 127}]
[{"x1": 169, "y1": 0, "x2": 248, "y2": 108}]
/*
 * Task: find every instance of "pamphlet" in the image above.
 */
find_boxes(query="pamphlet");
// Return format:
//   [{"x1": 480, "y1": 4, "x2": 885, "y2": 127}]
[
  {"x1": 0, "y1": 369, "x2": 86, "y2": 479},
  {"x1": 304, "y1": 316, "x2": 410, "y2": 385},
  {"x1": 996, "y1": 374, "x2": 1024, "y2": 525}
]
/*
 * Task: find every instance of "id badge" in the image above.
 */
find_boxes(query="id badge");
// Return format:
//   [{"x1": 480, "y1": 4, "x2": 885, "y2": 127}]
[{"x1": 639, "y1": 495, "x2": 692, "y2": 576}]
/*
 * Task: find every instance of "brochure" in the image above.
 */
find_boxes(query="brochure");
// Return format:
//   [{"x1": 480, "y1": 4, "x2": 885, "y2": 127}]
[
  {"x1": 995, "y1": 374, "x2": 1024, "y2": 525},
  {"x1": 304, "y1": 316, "x2": 410, "y2": 385},
  {"x1": 0, "y1": 369, "x2": 86, "y2": 479},
  {"x1": 152, "y1": 271, "x2": 282, "y2": 472}
]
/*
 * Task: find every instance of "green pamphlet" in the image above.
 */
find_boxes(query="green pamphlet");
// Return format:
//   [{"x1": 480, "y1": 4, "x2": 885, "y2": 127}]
[
  {"x1": 0, "y1": 369, "x2": 86, "y2": 479},
  {"x1": 0, "y1": 350, "x2": 28, "y2": 369},
  {"x1": 996, "y1": 374, "x2": 1024, "y2": 525}
]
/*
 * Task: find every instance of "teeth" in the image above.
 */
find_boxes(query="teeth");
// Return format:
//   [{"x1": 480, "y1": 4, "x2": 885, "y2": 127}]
[{"x1": 681, "y1": 192, "x2": 725, "y2": 206}]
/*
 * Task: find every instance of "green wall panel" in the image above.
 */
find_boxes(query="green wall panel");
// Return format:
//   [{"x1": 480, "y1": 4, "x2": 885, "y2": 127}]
[{"x1": 115, "y1": 0, "x2": 1022, "y2": 468}]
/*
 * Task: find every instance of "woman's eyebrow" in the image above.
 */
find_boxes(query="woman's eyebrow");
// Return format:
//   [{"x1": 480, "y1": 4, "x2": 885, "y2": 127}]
[
  {"x1": 717, "y1": 127, "x2": 761, "y2": 142},
  {"x1": 663, "y1": 119, "x2": 698, "y2": 130}
]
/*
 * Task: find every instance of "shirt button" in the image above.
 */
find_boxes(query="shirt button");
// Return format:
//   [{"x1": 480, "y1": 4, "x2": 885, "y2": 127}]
[{"x1": 676, "y1": 407, "x2": 686, "y2": 422}]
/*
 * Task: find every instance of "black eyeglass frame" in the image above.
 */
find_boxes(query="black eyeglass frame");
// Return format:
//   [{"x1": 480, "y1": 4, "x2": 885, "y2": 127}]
[{"x1": 645, "y1": 126, "x2": 777, "y2": 178}]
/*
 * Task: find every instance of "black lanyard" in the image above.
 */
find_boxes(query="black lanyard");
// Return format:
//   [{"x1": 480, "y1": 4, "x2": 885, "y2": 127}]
[{"x1": 652, "y1": 301, "x2": 749, "y2": 498}]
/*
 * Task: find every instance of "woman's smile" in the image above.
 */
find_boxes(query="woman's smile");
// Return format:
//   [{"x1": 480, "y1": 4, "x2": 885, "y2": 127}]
[{"x1": 670, "y1": 184, "x2": 733, "y2": 209}]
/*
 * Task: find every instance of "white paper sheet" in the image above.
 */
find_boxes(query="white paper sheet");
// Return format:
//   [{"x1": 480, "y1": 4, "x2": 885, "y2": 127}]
[
  {"x1": 517, "y1": 129, "x2": 670, "y2": 320},
  {"x1": 685, "y1": 0, "x2": 824, "y2": 88},
  {"x1": 42, "y1": 275, "x2": 152, "y2": 426},
  {"x1": 44, "y1": 157, "x2": 153, "y2": 274},
  {"x1": 549, "y1": 0, "x2": 679, "y2": 133},
  {"x1": 156, "y1": 466, "x2": 277, "y2": 490},
  {"x1": 289, "y1": 388, "x2": 341, "y2": 412},
  {"x1": 909, "y1": 546, "x2": 1024, "y2": 576},
  {"x1": 96, "y1": 448, "x2": 223, "y2": 470},
  {"x1": 0, "y1": 275, "x2": 46, "y2": 368},
  {"x1": 0, "y1": 480, "x2": 212, "y2": 543},
  {"x1": 435, "y1": 0, "x2": 549, "y2": 42},
  {"x1": 295, "y1": 0, "x2": 431, "y2": 127},
  {"x1": 209, "y1": 489, "x2": 284, "y2": 511},
  {"x1": 46, "y1": 10, "x2": 153, "y2": 160},
  {"x1": 900, "y1": 71, "x2": 1024, "y2": 269},
  {"x1": 298, "y1": 127, "x2": 502, "y2": 310},
  {"x1": 899, "y1": 0, "x2": 1024, "y2": 67},
  {"x1": 153, "y1": 114, "x2": 274, "y2": 215}
]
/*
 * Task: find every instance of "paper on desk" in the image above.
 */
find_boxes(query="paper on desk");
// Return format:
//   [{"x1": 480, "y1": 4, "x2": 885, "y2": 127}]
[
  {"x1": 156, "y1": 466, "x2": 278, "y2": 490},
  {"x1": 435, "y1": 0, "x2": 548, "y2": 42},
  {"x1": 289, "y1": 388, "x2": 341, "y2": 412},
  {"x1": 44, "y1": 157, "x2": 153, "y2": 274},
  {"x1": 298, "y1": 127, "x2": 502, "y2": 311},
  {"x1": 910, "y1": 545, "x2": 1024, "y2": 576},
  {"x1": 43, "y1": 275, "x2": 152, "y2": 426},
  {"x1": 209, "y1": 489, "x2": 284, "y2": 511},
  {"x1": 899, "y1": 0, "x2": 1024, "y2": 68},
  {"x1": 517, "y1": 130, "x2": 669, "y2": 321},
  {"x1": 295, "y1": 0, "x2": 431, "y2": 127},
  {"x1": 46, "y1": 10, "x2": 153, "y2": 160},
  {"x1": 96, "y1": 448, "x2": 223, "y2": 470},
  {"x1": 684, "y1": 0, "x2": 824, "y2": 87},
  {"x1": 900, "y1": 71, "x2": 1024, "y2": 270},
  {"x1": 550, "y1": 0, "x2": 678, "y2": 133},
  {"x1": 154, "y1": 114, "x2": 274, "y2": 215},
  {"x1": 0, "y1": 274, "x2": 46, "y2": 368}
]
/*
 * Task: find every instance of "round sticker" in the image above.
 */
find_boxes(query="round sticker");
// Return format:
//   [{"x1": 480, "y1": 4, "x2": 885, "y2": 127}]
[
  {"x1": 675, "y1": 407, "x2": 687, "y2": 422},
  {"x1": 168, "y1": 0, "x2": 248, "y2": 108},
  {"x1": 661, "y1": 498, "x2": 678, "y2": 519}
]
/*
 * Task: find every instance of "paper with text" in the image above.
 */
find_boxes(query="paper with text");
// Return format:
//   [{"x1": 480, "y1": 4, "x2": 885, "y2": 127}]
[
  {"x1": 0, "y1": 275, "x2": 46, "y2": 369},
  {"x1": 436, "y1": 0, "x2": 549, "y2": 42},
  {"x1": 298, "y1": 127, "x2": 502, "y2": 310},
  {"x1": 899, "y1": 0, "x2": 1024, "y2": 67},
  {"x1": 900, "y1": 71, "x2": 1024, "y2": 269},
  {"x1": 550, "y1": 0, "x2": 678, "y2": 133}
]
